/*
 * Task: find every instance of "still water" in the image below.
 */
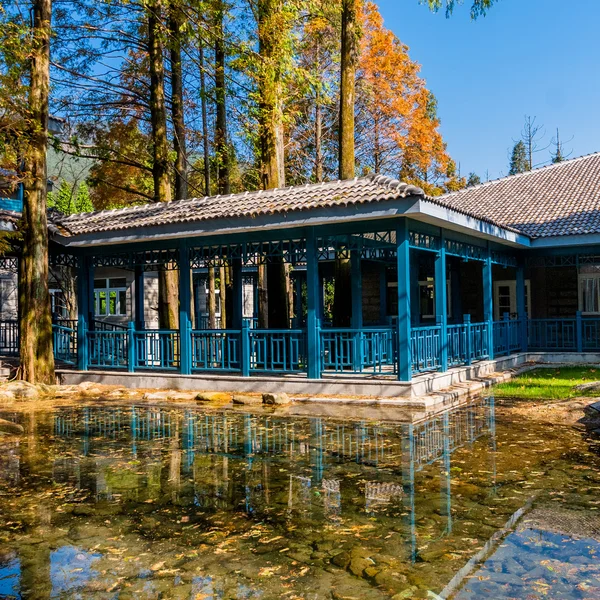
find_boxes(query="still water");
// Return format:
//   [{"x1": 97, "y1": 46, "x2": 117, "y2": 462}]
[{"x1": 0, "y1": 399, "x2": 599, "y2": 599}]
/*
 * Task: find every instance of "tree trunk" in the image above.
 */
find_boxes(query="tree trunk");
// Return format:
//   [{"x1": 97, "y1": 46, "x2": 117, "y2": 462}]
[
  {"x1": 148, "y1": 0, "x2": 179, "y2": 329},
  {"x1": 214, "y1": 0, "x2": 230, "y2": 195},
  {"x1": 169, "y1": 1, "x2": 188, "y2": 200},
  {"x1": 256, "y1": 0, "x2": 289, "y2": 328},
  {"x1": 208, "y1": 266, "x2": 216, "y2": 328},
  {"x1": 198, "y1": 37, "x2": 211, "y2": 196},
  {"x1": 18, "y1": 0, "x2": 55, "y2": 384},
  {"x1": 334, "y1": 0, "x2": 358, "y2": 328},
  {"x1": 315, "y1": 97, "x2": 323, "y2": 183},
  {"x1": 339, "y1": 0, "x2": 357, "y2": 181}
]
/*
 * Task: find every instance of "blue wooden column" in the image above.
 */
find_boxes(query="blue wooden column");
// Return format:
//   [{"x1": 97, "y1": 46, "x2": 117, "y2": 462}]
[
  {"x1": 483, "y1": 246, "x2": 494, "y2": 360},
  {"x1": 351, "y1": 250, "x2": 363, "y2": 371},
  {"x1": 516, "y1": 262, "x2": 528, "y2": 352},
  {"x1": 435, "y1": 231, "x2": 448, "y2": 372},
  {"x1": 76, "y1": 254, "x2": 94, "y2": 371},
  {"x1": 232, "y1": 258, "x2": 243, "y2": 330},
  {"x1": 396, "y1": 219, "x2": 412, "y2": 382},
  {"x1": 306, "y1": 228, "x2": 321, "y2": 379},
  {"x1": 179, "y1": 242, "x2": 192, "y2": 375},
  {"x1": 379, "y1": 263, "x2": 388, "y2": 324},
  {"x1": 134, "y1": 265, "x2": 145, "y2": 331}
]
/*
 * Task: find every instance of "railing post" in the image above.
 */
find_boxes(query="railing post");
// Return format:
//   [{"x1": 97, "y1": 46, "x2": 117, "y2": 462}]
[
  {"x1": 576, "y1": 310, "x2": 583, "y2": 353},
  {"x1": 503, "y1": 312, "x2": 510, "y2": 356},
  {"x1": 306, "y1": 227, "x2": 322, "y2": 379},
  {"x1": 396, "y1": 220, "x2": 412, "y2": 382},
  {"x1": 241, "y1": 318, "x2": 250, "y2": 377},
  {"x1": 127, "y1": 321, "x2": 135, "y2": 373},
  {"x1": 76, "y1": 252, "x2": 93, "y2": 372},
  {"x1": 77, "y1": 315, "x2": 88, "y2": 371},
  {"x1": 464, "y1": 314, "x2": 472, "y2": 366},
  {"x1": 437, "y1": 315, "x2": 447, "y2": 372}
]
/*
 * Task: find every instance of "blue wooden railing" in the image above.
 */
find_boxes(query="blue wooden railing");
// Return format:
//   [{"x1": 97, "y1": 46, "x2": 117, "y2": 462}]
[
  {"x1": 320, "y1": 327, "x2": 396, "y2": 374},
  {"x1": 249, "y1": 329, "x2": 306, "y2": 373},
  {"x1": 53, "y1": 323, "x2": 77, "y2": 365},
  {"x1": 191, "y1": 329, "x2": 240, "y2": 372},
  {"x1": 411, "y1": 325, "x2": 441, "y2": 373},
  {"x1": 2, "y1": 313, "x2": 600, "y2": 378}
]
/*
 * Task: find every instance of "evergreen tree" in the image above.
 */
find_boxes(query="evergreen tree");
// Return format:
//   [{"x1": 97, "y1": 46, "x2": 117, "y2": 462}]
[
  {"x1": 74, "y1": 181, "x2": 93, "y2": 213},
  {"x1": 509, "y1": 141, "x2": 529, "y2": 175},
  {"x1": 48, "y1": 180, "x2": 74, "y2": 214},
  {"x1": 467, "y1": 172, "x2": 481, "y2": 187}
]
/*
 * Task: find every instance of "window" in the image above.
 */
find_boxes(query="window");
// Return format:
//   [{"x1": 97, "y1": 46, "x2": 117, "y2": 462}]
[
  {"x1": 580, "y1": 274, "x2": 600, "y2": 314},
  {"x1": 94, "y1": 278, "x2": 127, "y2": 317},
  {"x1": 418, "y1": 278, "x2": 452, "y2": 320}
]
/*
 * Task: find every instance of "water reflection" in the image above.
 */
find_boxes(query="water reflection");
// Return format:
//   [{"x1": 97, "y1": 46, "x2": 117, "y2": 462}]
[{"x1": 0, "y1": 398, "x2": 598, "y2": 599}]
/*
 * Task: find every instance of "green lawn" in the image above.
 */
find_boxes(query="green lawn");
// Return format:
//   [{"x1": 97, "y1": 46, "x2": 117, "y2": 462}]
[{"x1": 492, "y1": 367, "x2": 600, "y2": 400}]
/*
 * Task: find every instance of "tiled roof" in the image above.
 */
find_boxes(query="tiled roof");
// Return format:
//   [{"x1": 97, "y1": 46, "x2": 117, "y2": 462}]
[
  {"x1": 51, "y1": 176, "x2": 426, "y2": 237},
  {"x1": 440, "y1": 152, "x2": 600, "y2": 238}
]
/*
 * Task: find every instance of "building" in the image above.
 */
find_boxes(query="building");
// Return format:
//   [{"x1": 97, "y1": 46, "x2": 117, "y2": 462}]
[{"x1": 2, "y1": 152, "x2": 600, "y2": 395}]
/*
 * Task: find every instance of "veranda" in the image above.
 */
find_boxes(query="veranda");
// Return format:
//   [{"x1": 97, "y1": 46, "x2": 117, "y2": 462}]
[{"x1": 2, "y1": 215, "x2": 597, "y2": 383}]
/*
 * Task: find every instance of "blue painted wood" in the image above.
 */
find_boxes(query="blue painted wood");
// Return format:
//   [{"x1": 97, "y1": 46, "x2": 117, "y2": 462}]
[
  {"x1": 134, "y1": 329, "x2": 180, "y2": 370},
  {"x1": 527, "y1": 318, "x2": 577, "y2": 351},
  {"x1": 134, "y1": 266, "x2": 145, "y2": 330},
  {"x1": 582, "y1": 317, "x2": 600, "y2": 351},
  {"x1": 241, "y1": 319, "x2": 250, "y2": 377},
  {"x1": 232, "y1": 258, "x2": 243, "y2": 330},
  {"x1": 191, "y1": 329, "x2": 241, "y2": 372},
  {"x1": 396, "y1": 220, "x2": 412, "y2": 381},
  {"x1": 52, "y1": 323, "x2": 77, "y2": 365},
  {"x1": 483, "y1": 247, "x2": 494, "y2": 361},
  {"x1": 576, "y1": 311, "x2": 583, "y2": 353},
  {"x1": 179, "y1": 242, "x2": 192, "y2": 375},
  {"x1": 516, "y1": 264, "x2": 527, "y2": 352},
  {"x1": 351, "y1": 250, "x2": 363, "y2": 371},
  {"x1": 320, "y1": 327, "x2": 395, "y2": 374},
  {"x1": 379, "y1": 263, "x2": 387, "y2": 324},
  {"x1": 463, "y1": 315, "x2": 472, "y2": 365},
  {"x1": 410, "y1": 325, "x2": 441, "y2": 372},
  {"x1": 306, "y1": 228, "x2": 321, "y2": 379},
  {"x1": 127, "y1": 322, "x2": 135, "y2": 373},
  {"x1": 249, "y1": 329, "x2": 306, "y2": 373},
  {"x1": 76, "y1": 255, "x2": 93, "y2": 370},
  {"x1": 435, "y1": 232, "x2": 448, "y2": 371}
]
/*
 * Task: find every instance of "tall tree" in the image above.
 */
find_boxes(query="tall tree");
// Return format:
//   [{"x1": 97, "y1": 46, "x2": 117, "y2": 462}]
[
  {"x1": 214, "y1": 0, "x2": 230, "y2": 194},
  {"x1": 148, "y1": 0, "x2": 179, "y2": 329},
  {"x1": 508, "y1": 140, "x2": 528, "y2": 175},
  {"x1": 169, "y1": 0, "x2": 188, "y2": 199},
  {"x1": 18, "y1": 0, "x2": 55, "y2": 383},
  {"x1": 466, "y1": 172, "x2": 481, "y2": 187},
  {"x1": 339, "y1": 0, "x2": 359, "y2": 181}
]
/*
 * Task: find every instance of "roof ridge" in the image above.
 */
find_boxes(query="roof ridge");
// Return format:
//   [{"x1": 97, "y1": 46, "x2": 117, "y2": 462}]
[{"x1": 442, "y1": 150, "x2": 600, "y2": 198}]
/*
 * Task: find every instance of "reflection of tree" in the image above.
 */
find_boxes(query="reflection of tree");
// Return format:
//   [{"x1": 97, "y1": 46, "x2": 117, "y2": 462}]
[{"x1": 20, "y1": 544, "x2": 51, "y2": 600}]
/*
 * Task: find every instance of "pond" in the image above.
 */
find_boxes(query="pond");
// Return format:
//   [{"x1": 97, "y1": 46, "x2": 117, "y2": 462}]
[{"x1": 0, "y1": 398, "x2": 599, "y2": 599}]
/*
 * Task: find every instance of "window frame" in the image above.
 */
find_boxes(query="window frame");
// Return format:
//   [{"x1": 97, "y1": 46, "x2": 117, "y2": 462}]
[
  {"x1": 93, "y1": 278, "x2": 128, "y2": 317},
  {"x1": 579, "y1": 273, "x2": 600, "y2": 315}
]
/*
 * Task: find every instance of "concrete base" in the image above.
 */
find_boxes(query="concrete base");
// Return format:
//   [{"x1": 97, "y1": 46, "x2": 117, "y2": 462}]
[{"x1": 56, "y1": 352, "x2": 600, "y2": 403}]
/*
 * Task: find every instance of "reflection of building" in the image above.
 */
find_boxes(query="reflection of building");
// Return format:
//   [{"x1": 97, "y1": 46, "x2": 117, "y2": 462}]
[{"x1": 365, "y1": 482, "x2": 403, "y2": 512}]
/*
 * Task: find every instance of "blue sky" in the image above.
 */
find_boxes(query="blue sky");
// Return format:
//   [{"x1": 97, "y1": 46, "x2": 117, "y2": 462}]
[{"x1": 377, "y1": 0, "x2": 600, "y2": 180}]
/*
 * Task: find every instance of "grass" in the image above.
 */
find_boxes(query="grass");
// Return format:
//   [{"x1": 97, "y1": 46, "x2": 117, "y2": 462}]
[{"x1": 492, "y1": 366, "x2": 600, "y2": 400}]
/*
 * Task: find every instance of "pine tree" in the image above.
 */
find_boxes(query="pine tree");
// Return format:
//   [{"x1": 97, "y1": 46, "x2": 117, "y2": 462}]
[
  {"x1": 509, "y1": 141, "x2": 529, "y2": 175},
  {"x1": 74, "y1": 181, "x2": 93, "y2": 213},
  {"x1": 466, "y1": 172, "x2": 481, "y2": 187},
  {"x1": 48, "y1": 180, "x2": 74, "y2": 214}
]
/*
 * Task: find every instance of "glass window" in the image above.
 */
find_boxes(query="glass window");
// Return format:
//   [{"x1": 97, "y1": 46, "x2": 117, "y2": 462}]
[
  {"x1": 580, "y1": 275, "x2": 600, "y2": 313},
  {"x1": 94, "y1": 278, "x2": 127, "y2": 317}
]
